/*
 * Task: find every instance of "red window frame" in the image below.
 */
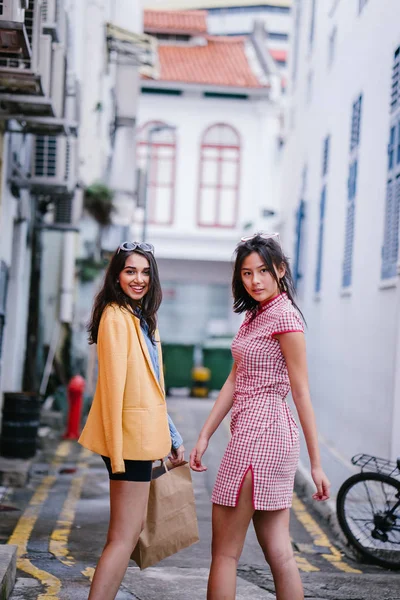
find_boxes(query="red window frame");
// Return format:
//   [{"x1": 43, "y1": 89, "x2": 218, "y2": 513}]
[
  {"x1": 197, "y1": 123, "x2": 241, "y2": 229},
  {"x1": 136, "y1": 120, "x2": 176, "y2": 226}
]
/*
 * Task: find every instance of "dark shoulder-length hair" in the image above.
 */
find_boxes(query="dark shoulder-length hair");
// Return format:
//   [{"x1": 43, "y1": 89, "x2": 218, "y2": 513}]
[
  {"x1": 87, "y1": 248, "x2": 162, "y2": 344},
  {"x1": 232, "y1": 234, "x2": 305, "y2": 322}
]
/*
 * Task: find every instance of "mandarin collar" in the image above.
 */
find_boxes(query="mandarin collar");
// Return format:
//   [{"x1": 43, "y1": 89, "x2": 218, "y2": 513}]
[{"x1": 258, "y1": 292, "x2": 286, "y2": 313}]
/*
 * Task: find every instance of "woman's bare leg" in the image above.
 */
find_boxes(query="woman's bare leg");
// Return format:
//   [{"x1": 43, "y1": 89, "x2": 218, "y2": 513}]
[
  {"x1": 207, "y1": 470, "x2": 254, "y2": 600},
  {"x1": 253, "y1": 508, "x2": 303, "y2": 600},
  {"x1": 88, "y1": 479, "x2": 150, "y2": 600}
]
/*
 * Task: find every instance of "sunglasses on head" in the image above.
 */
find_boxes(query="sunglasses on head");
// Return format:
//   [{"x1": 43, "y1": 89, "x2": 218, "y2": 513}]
[
  {"x1": 240, "y1": 232, "x2": 281, "y2": 246},
  {"x1": 117, "y1": 241, "x2": 155, "y2": 254}
]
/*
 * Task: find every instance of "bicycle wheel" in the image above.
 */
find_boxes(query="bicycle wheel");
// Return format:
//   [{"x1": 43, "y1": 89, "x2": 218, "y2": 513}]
[{"x1": 337, "y1": 472, "x2": 400, "y2": 569}]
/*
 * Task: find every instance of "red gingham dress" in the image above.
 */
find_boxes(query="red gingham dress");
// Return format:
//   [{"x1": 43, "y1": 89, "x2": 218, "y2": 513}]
[{"x1": 211, "y1": 293, "x2": 304, "y2": 511}]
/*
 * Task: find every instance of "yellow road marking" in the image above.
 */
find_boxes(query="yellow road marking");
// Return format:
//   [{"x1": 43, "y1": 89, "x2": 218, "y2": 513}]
[
  {"x1": 49, "y1": 448, "x2": 91, "y2": 567},
  {"x1": 82, "y1": 566, "x2": 95, "y2": 581},
  {"x1": 290, "y1": 538, "x2": 319, "y2": 572},
  {"x1": 292, "y1": 493, "x2": 362, "y2": 574},
  {"x1": 8, "y1": 441, "x2": 72, "y2": 599}
]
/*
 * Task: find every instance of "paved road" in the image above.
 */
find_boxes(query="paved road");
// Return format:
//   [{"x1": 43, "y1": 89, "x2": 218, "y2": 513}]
[{"x1": 1, "y1": 397, "x2": 399, "y2": 599}]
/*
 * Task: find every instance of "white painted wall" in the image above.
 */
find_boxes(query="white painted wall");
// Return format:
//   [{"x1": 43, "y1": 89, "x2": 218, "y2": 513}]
[
  {"x1": 137, "y1": 91, "x2": 282, "y2": 261},
  {"x1": 0, "y1": 134, "x2": 33, "y2": 399},
  {"x1": 207, "y1": 9, "x2": 289, "y2": 40},
  {"x1": 280, "y1": 0, "x2": 400, "y2": 462}
]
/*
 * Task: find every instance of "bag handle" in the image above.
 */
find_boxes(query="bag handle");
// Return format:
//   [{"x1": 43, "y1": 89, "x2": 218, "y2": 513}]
[{"x1": 157, "y1": 458, "x2": 169, "y2": 472}]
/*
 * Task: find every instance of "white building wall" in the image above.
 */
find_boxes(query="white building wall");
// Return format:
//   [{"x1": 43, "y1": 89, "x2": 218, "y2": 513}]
[
  {"x1": 136, "y1": 89, "x2": 282, "y2": 342},
  {"x1": 207, "y1": 9, "x2": 289, "y2": 40},
  {"x1": 280, "y1": 0, "x2": 400, "y2": 464},
  {"x1": 137, "y1": 91, "x2": 282, "y2": 260}
]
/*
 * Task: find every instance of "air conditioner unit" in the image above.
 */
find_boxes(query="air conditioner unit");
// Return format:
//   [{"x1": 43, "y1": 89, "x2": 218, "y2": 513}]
[
  {"x1": 30, "y1": 135, "x2": 77, "y2": 194},
  {"x1": 51, "y1": 42, "x2": 65, "y2": 118},
  {"x1": 0, "y1": 0, "x2": 27, "y2": 24},
  {"x1": 42, "y1": 0, "x2": 66, "y2": 43},
  {"x1": 0, "y1": 0, "x2": 30, "y2": 57}
]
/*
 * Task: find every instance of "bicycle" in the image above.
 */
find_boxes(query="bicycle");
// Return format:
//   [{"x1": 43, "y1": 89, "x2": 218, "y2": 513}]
[{"x1": 336, "y1": 454, "x2": 400, "y2": 570}]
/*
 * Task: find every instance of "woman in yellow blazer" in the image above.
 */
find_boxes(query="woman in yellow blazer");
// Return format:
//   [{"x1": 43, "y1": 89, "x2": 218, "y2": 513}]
[{"x1": 79, "y1": 241, "x2": 184, "y2": 600}]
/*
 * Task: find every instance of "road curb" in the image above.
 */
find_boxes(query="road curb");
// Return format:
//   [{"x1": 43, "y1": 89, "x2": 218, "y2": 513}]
[
  {"x1": 0, "y1": 544, "x2": 17, "y2": 600},
  {"x1": 295, "y1": 460, "x2": 348, "y2": 546}
]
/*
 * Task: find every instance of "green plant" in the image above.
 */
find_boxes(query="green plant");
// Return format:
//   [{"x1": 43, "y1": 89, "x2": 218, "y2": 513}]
[
  {"x1": 84, "y1": 182, "x2": 115, "y2": 226},
  {"x1": 76, "y1": 256, "x2": 108, "y2": 283}
]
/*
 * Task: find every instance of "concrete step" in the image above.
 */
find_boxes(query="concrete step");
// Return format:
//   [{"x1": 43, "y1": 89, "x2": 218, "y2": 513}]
[{"x1": 0, "y1": 545, "x2": 17, "y2": 600}]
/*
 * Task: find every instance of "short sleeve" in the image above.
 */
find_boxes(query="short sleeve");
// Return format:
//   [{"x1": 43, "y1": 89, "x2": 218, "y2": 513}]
[{"x1": 271, "y1": 309, "x2": 304, "y2": 337}]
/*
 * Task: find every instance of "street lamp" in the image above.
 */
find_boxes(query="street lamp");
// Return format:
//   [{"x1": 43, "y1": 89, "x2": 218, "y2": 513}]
[{"x1": 142, "y1": 123, "x2": 176, "y2": 243}]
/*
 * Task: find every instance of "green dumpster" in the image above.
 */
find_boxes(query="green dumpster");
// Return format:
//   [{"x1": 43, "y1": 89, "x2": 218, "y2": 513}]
[
  {"x1": 202, "y1": 341, "x2": 233, "y2": 391},
  {"x1": 162, "y1": 343, "x2": 195, "y2": 394}
]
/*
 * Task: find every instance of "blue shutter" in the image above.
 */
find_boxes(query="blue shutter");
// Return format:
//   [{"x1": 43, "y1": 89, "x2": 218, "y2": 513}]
[
  {"x1": 315, "y1": 186, "x2": 326, "y2": 293},
  {"x1": 388, "y1": 126, "x2": 395, "y2": 170},
  {"x1": 342, "y1": 160, "x2": 358, "y2": 288},
  {"x1": 391, "y1": 47, "x2": 400, "y2": 113},
  {"x1": 322, "y1": 136, "x2": 330, "y2": 176},
  {"x1": 382, "y1": 176, "x2": 400, "y2": 279},
  {"x1": 293, "y1": 199, "x2": 306, "y2": 286}
]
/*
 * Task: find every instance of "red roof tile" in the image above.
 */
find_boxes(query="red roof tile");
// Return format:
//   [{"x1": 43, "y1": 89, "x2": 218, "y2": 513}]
[
  {"x1": 148, "y1": 38, "x2": 265, "y2": 88},
  {"x1": 144, "y1": 9, "x2": 207, "y2": 34},
  {"x1": 270, "y1": 49, "x2": 287, "y2": 63}
]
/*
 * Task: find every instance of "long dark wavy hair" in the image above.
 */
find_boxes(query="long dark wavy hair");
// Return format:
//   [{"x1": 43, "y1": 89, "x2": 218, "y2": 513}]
[
  {"x1": 232, "y1": 234, "x2": 305, "y2": 322},
  {"x1": 87, "y1": 248, "x2": 162, "y2": 344}
]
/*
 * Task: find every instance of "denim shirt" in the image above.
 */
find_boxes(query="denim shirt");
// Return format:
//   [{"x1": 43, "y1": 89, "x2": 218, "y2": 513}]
[{"x1": 139, "y1": 317, "x2": 183, "y2": 450}]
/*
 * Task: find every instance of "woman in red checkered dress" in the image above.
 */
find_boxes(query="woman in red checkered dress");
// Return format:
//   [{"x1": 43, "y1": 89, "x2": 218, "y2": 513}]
[{"x1": 190, "y1": 234, "x2": 330, "y2": 600}]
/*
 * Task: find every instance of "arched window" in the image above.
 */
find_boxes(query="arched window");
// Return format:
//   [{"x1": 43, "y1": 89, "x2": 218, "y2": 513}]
[
  {"x1": 198, "y1": 124, "x2": 241, "y2": 228},
  {"x1": 136, "y1": 121, "x2": 176, "y2": 225}
]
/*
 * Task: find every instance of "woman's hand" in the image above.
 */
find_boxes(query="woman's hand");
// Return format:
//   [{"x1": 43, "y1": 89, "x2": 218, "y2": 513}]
[
  {"x1": 189, "y1": 436, "x2": 209, "y2": 472},
  {"x1": 311, "y1": 466, "x2": 331, "y2": 501},
  {"x1": 169, "y1": 444, "x2": 185, "y2": 466}
]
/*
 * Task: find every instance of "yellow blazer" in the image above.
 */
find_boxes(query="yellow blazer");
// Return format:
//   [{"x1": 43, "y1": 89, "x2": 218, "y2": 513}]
[{"x1": 78, "y1": 303, "x2": 171, "y2": 473}]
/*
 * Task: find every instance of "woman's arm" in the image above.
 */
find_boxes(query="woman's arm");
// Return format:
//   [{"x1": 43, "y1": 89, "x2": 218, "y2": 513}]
[
  {"x1": 276, "y1": 332, "x2": 330, "y2": 501},
  {"x1": 190, "y1": 362, "x2": 237, "y2": 472},
  {"x1": 168, "y1": 414, "x2": 185, "y2": 465}
]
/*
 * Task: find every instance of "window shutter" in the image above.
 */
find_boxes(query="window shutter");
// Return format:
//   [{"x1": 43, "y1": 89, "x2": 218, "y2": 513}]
[
  {"x1": 315, "y1": 186, "x2": 326, "y2": 293},
  {"x1": 391, "y1": 47, "x2": 400, "y2": 113},
  {"x1": 382, "y1": 176, "x2": 400, "y2": 278},
  {"x1": 294, "y1": 199, "x2": 306, "y2": 286}
]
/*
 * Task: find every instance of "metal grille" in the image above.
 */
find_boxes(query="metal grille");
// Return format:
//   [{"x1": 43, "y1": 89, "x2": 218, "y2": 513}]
[
  {"x1": 41, "y1": 0, "x2": 48, "y2": 22},
  {"x1": 34, "y1": 135, "x2": 57, "y2": 177},
  {"x1": 55, "y1": 196, "x2": 72, "y2": 224},
  {"x1": 65, "y1": 138, "x2": 70, "y2": 180},
  {"x1": 352, "y1": 454, "x2": 400, "y2": 478}
]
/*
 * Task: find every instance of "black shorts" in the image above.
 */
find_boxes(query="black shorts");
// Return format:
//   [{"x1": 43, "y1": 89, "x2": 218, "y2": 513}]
[{"x1": 101, "y1": 456, "x2": 152, "y2": 482}]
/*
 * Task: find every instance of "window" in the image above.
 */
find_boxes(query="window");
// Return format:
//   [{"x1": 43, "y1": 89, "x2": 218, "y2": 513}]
[
  {"x1": 198, "y1": 124, "x2": 240, "y2": 228},
  {"x1": 322, "y1": 135, "x2": 330, "y2": 177},
  {"x1": 306, "y1": 70, "x2": 313, "y2": 104},
  {"x1": 315, "y1": 186, "x2": 326, "y2": 294},
  {"x1": 391, "y1": 47, "x2": 400, "y2": 113},
  {"x1": 359, "y1": 0, "x2": 368, "y2": 13},
  {"x1": 343, "y1": 95, "x2": 362, "y2": 288},
  {"x1": 316, "y1": 136, "x2": 330, "y2": 294},
  {"x1": 293, "y1": 167, "x2": 307, "y2": 287},
  {"x1": 309, "y1": 0, "x2": 316, "y2": 50},
  {"x1": 382, "y1": 48, "x2": 400, "y2": 279},
  {"x1": 268, "y1": 32, "x2": 289, "y2": 41},
  {"x1": 328, "y1": 26, "x2": 337, "y2": 67},
  {"x1": 136, "y1": 121, "x2": 176, "y2": 226},
  {"x1": 350, "y1": 95, "x2": 362, "y2": 151}
]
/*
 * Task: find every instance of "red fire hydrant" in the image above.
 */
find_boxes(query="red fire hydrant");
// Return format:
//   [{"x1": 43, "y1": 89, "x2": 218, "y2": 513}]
[{"x1": 63, "y1": 375, "x2": 86, "y2": 440}]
